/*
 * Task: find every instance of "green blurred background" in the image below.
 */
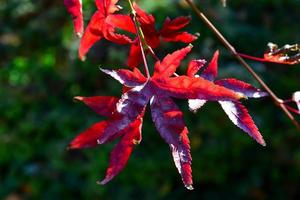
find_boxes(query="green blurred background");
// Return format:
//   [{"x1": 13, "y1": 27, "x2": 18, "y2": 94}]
[{"x1": 1, "y1": 0, "x2": 300, "y2": 199}]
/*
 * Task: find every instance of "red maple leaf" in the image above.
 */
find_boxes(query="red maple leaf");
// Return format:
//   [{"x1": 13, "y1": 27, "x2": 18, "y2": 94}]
[
  {"x1": 187, "y1": 51, "x2": 268, "y2": 146},
  {"x1": 70, "y1": 46, "x2": 244, "y2": 189},
  {"x1": 78, "y1": 0, "x2": 134, "y2": 60},
  {"x1": 64, "y1": 0, "x2": 84, "y2": 37},
  {"x1": 126, "y1": 3, "x2": 198, "y2": 68}
]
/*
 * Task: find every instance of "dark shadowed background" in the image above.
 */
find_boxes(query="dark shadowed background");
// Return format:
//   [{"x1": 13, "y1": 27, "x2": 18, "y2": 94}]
[{"x1": 1, "y1": 0, "x2": 300, "y2": 199}]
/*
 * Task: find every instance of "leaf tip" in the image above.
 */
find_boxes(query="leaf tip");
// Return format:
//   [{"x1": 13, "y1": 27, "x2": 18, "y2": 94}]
[
  {"x1": 76, "y1": 32, "x2": 83, "y2": 38},
  {"x1": 185, "y1": 184, "x2": 194, "y2": 190},
  {"x1": 132, "y1": 139, "x2": 141, "y2": 145},
  {"x1": 195, "y1": 32, "x2": 200, "y2": 37},
  {"x1": 99, "y1": 67, "x2": 108, "y2": 73},
  {"x1": 66, "y1": 145, "x2": 72, "y2": 150},
  {"x1": 97, "y1": 177, "x2": 111, "y2": 185},
  {"x1": 80, "y1": 55, "x2": 86, "y2": 61},
  {"x1": 237, "y1": 92, "x2": 248, "y2": 100},
  {"x1": 260, "y1": 139, "x2": 266, "y2": 147},
  {"x1": 96, "y1": 180, "x2": 105, "y2": 185},
  {"x1": 74, "y1": 96, "x2": 84, "y2": 102},
  {"x1": 253, "y1": 91, "x2": 269, "y2": 98}
]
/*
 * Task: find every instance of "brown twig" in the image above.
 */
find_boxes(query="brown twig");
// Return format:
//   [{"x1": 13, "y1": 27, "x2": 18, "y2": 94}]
[{"x1": 185, "y1": 0, "x2": 300, "y2": 130}]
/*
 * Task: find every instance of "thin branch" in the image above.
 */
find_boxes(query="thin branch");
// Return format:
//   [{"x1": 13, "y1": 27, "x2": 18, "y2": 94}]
[
  {"x1": 127, "y1": 0, "x2": 150, "y2": 79},
  {"x1": 285, "y1": 105, "x2": 300, "y2": 115},
  {"x1": 185, "y1": 0, "x2": 300, "y2": 130},
  {"x1": 148, "y1": 46, "x2": 160, "y2": 61}
]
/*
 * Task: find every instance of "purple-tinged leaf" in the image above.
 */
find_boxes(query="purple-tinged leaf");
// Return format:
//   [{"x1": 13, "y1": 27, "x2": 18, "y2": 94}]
[
  {"x1": 201, "y1": 50, "x2": 219, "y2": 81},
  {"x1": 215, "y1": 78, "x2": 268, "y2": 98},
  {"x1": 99, "y1": 117, "x2": 142, "y2": 185},
  {"x1": 98, "y1": 85, "x2": 150, "y2": 144},
  {"x1": 100, "y1": 68, "x2": 146, "y2": 87},
  {"x1": 188, "y1": 99, "x2": 207, "y2": 112},
  {"x1": 219, "y1": 101, "x2": 266, "y2": 146},
  {"x1": 150, "y1": 95, "x2": 193, "y2": 190}
]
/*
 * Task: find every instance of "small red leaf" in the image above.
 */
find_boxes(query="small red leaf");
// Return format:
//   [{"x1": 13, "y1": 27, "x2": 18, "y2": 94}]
[
  {"x1": 201, "y1": 50, "x2": 219, "y2": 81},
  {"x1": 238, "y1": 43, "x2": 300, "y2": 65},
  {"x1": 187, "y1": 59, "x2": 206, "y2": 77}
]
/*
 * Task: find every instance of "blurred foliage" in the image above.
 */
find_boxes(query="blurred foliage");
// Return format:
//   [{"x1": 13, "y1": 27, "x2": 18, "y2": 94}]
[{"x1": 1, "y1": 0, "x2": 300, "y2": 199}]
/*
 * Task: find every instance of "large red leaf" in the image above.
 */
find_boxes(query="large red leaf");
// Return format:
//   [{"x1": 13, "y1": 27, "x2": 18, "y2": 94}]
[{"x1": 72, "y1": 46, "x2": 250, "y2": 189}]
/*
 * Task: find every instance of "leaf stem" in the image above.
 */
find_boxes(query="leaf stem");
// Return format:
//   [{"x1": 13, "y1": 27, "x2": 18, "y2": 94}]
[
  {"x1": 185, "y1": 0, "x2": 300, "y2": 130},
  {"x1": 127, "y1": 0, "x2": 150, "y2": 79}
]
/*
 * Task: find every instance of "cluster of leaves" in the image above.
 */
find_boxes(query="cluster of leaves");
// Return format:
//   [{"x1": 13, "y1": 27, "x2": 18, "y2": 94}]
[{"x1": 64, "y1": 0, "x2": 268, "y2": 189}]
